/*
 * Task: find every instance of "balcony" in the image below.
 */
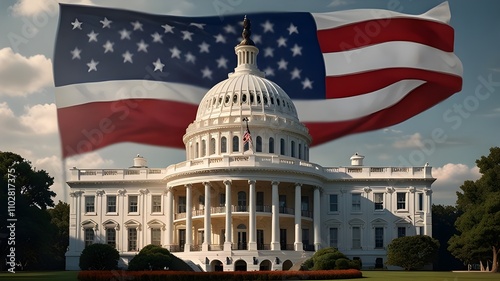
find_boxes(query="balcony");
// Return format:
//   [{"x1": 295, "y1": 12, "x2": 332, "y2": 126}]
[{"x1": 174, "y1": 205, "x2": 314, "y2": 220}]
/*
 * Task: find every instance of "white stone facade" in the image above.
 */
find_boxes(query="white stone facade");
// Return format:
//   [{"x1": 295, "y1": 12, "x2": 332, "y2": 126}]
[{"x1": 65, "y1": 21, "x2": 434, "y2": 271}]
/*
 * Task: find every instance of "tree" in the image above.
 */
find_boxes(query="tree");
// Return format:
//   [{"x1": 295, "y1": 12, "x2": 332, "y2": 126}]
[
  {"x1": 0, "y1": 152, "x2": 56, "y2": 270},
  {"x1": 432, "y1": 204, "x2": 464, "y2": 270},
  {"x1": 386, "y1": 235, "x2": 440, "y2": 270},
  {"x1": 448, "y1": 147, "x2": 500, "y2": 273},
  {"x1": 46, "y1": 201, "x2": 70, "y2": 269},
  {"x1": 79, "y1": 243, "x2": 120, "y2": 270}
]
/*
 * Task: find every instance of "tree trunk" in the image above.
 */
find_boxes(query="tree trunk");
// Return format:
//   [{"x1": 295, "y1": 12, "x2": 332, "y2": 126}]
[{"x1": 491, "y1": 246, "x2": 499, "y2": 273}]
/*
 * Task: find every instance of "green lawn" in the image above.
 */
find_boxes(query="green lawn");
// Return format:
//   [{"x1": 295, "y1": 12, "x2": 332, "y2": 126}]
[{"x1": 0, "y1": 270, "x2": 498, "y2": 281}]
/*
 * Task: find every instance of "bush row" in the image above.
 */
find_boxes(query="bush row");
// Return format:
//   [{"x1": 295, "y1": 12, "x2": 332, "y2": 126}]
[{"x1": 78, "y1": 269, "x2": 362, "y2": 281}]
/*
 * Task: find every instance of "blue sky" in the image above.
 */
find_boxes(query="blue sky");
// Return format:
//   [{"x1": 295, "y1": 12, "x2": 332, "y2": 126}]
[{"x1": 0, "y1": 0, "x2": 499, "y2": 206}]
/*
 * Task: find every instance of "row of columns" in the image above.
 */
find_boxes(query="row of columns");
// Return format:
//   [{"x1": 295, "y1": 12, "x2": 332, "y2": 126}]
[{"x1": 166, "y1": 180, "x2": 322, "y2": 252}]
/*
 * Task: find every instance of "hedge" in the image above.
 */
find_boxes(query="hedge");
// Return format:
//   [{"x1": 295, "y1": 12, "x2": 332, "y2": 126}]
[{"x1": 77, "y1": 269, "x2": 362, "y2": 281}]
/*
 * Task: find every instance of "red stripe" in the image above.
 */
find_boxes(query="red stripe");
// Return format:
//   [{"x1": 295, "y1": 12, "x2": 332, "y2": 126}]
[
  {"x1": 325, "y1": 68, "x2": 460, "y2": 99},
  {"x1": 58, "y1": 99, "x2": 197, "y2": 158},
  {"x1": 317, "y1": 18, "x2": 454, "y2": 53},
  {"x1": 305, "y1": 75, "x2": 463, "y2": 146}
]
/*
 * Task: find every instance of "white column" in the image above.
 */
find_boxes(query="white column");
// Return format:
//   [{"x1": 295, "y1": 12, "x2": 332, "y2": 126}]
[
  {"x1": 313, "y1": 186, "x2": 321, "y2": 251},
  {"x1": 185, "y1": 184, "x2": 192, "y2": 252},
  {"x1": 248, "y1": 180, "x2": 257, "y2": 250},
  {"x1": 294, "y1": 183, "x2": 303, "y2": 251},
  {"x1": 96, "y1": 190, "x2": 104, "y2": 243},
  {"x1": 165, "y1": 187, "x2": 173, "y2": 249},
  {"x1": 271, "y1": 181, "x2": 280, "y2": 250},
  {"x1": 224, "y1": 180, "x2": 232, "y2": 251},
  {"x1": 424, "y1": 188, "x2": 433, "y2": 236},
  {"x1": 202, "y1": 182, "x2": 212, "y2": 251}
]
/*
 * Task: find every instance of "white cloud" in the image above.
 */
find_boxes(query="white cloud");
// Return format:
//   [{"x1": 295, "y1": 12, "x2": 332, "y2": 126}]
[
  {"x1": 392, "y1": 133, "x2": 424, "y2": 149},
  {"x1": 431, "y1": 163, "x2": 481, "y2": 206},
  {"x1": 20, "y1": 103, "x2": 58, "y2": 134},
  {"x1": 0, "y1": 48, "x2": 53, "y2": 97},
  {"x1": 10, "y1": 0, "x2": 93, "y2": 17}
]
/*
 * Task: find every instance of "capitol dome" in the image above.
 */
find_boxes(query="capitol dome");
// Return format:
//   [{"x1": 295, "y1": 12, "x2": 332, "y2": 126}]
[{"x1": 184, "y1": 17, "x2": 311, "y2": 160}]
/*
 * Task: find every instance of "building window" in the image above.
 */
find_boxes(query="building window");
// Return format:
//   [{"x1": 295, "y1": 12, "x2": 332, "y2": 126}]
[
  {"x1": 84, "y1": 228, "x2": 94, "y2": 248},
  {"x1": 257, "y1": 192, "x2": 264, "y2": 211},
  {"x1": 221, "y1": 137, "x2": 227, "y2": 153},
  {"x1": 201, "y1": 139, "x2": 206, "y2": 156},
  {"x1": 107, "y1": 195, "x2": 117, "y2": 213},
  {"x1": 352, "y1": 193, "x2": 361, "y2": 212},
  {"x1": 291, "y1": 141, "x2": 296, "y2": 157},
  {"x1": 375, "y1": 227, "x2": 384, "y2": 248},
  {"x1": 244, "y1": 140, "x2": 249, "y2": 151},
  {"x1": 398, "y1": 227, "x2": 406, "y2": 238},
  {"x1": 219, "y1": 193, "x2": 225, "y2": 206},
  {"x1": 85, "y1": 196, "x2": 95, "y2": 213},
  {"x1": 195, "y1": 142, "x2": 199, "y2": 158},
  {"x1": 178, "y1": 196, "x2": 186, "y2": 213},
  {"x1": 418, "y1": 193, "x2": 424, "y2": 211},
  {"x1": 233, "y1": 136, "x2": 239, "y2": 152},
  {"x1": 298, "y1": 143, "x2": 302, "y2": 159},
  {"x1": 269, "y1": 137, "x2": 275, "y2": 153},
  {"x1": 210, "y1": 138, "x2": 216, "y2": 155},
  {"x1": 417, "y1": 226, "x2": 425, "y2": 235},
  {"x1": 301, "y1": 196, "x2": 309, "y2": 212},
  {"x1": 151, "y1": 228, "x2": 161, "y2": 246},
  {"x1": 397, "y1": 192, "x2": 406, "y2": 210},
  {"x1": 106, "y1": 228, "x2": 116, "y2": 248},
  {"x1": 279, "y1": 194, "x2": 287, "y2": 212},
  {"x1": 256, "y1": 136, "x2": 262, "y2": 152},
  {"x1": 151, "y1": 195, "x2": 161, "y2": 213},
  {"x1": 128, "y1": 228, "x2": 137, "y2": 251},
  {"x1": 374, "y1": 193, "x2": 384, "y2": 210},
  {"x1": 352, "y1": 227, "x2": 361, "y2": 249},
  {"x1": 237, "y1": 191, "x2": 246, "y2": 211},
  {"x1": 280, "y1": 138, "x2": 285, "y2": 155},
  {"x1": 302, "y1": 228, "x2": 310, "y2": 247},
  {"x1": 129, "y1": 195, "x2": 138, "y2": 213},
  {"x1": 329, "y1": 194, "x2": 338, "y2": 212},
  {"x1": 329, "y1": 227, "x2": 338, "y2": 248}
]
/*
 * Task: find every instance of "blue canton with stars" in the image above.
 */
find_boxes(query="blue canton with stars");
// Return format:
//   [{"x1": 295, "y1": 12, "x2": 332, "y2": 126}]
[{"x1": 54, "y1": 4, "x2": 326, "y2": 100}]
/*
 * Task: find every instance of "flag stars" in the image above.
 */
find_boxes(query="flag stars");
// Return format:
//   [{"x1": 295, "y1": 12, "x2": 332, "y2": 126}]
[
  {"x1": 151, "y1": 32, "x2": 163, "y2": 43},
  {"x1": 185, "y1": 52, "x2": 196, "y2": 64},
  {"x1": 131, "y1": 20, "x2": 143, "y2": 31},
  {"x1": 216, "y1": 56, "x2": 228, "y2": 69},
  {"x1": 161, "y1": 23, "x2": 174, "y2": 33},
  {"x1": 181, "y1": 30, "x2": 194, "y2": 41},
  {"x1": 224, "y1": 24, "x2": 236, "y2": 34},
  {"x1": 86, "y1": 59, "x2": 99, "y2": 72},
  {"x1": 201, "y1": 66, "x2": 213, "y2": 79},
  {"x1": 302, "y1": 78, "x2": 313, "y2": 89},
  {"x1": 290, "y1": 67, "x2": 301, "y2": 80},
  {"x1": 214, "y1": 33, "x2": 226, "y2": 44},
  {"x1": 263, "y1": 47, "x2": 274, "y2": 57},
  {"x1": 252, "y1": 34, "x2": 262, "y2": 45},
  {"x1": 277, "y1": 58, "x2": 288, "y2": 70},
  {"x1": 100, "y1": 17, "x2": 112, "y2": 28},
  {"x1": 190, "y1": 22, "x2": 205, "y2": 29},
  {"x1": 122, "y1": 51, "x2": 133, "y2": 63},
  {"x1": 71, "y1": 18, "x2": 82, "y2": 30},
  {"x1": 137, "y1": 40, "x2": 149, "y2": 52},
  {"x1": 287, "y1": 23, "x2": 298, "y2": 35},
  {"x1": 87, "y1": 30, "x2": 98, "y2": 42},
  {"x1": 277, "y1": 36, "x2": 287, "y2": 47},
  {"x1": 170, "y1": 46, "x2": 181, "y2": 59},
  {"x1": 261, "y1": 20, "x2": 274, "y2": 33},
  {"x1": 290, "y1": 44, "x2": 302, "y2": 56},
  {"x1": 263, "y1": 66, "x2": 275, "y2": 77},
  {"x1": 70, "y1": 47, "x2": 81, "y2": 60},
  {"x1": 103, "y1": 40, "x2": 114, "y2": 53},
  {"x1": 198, "y1": 41, "x2": 210, "y2": 53},
  {"x1": 119, "y1": 29, "x2": 131, "y2": 40},
  {"x1": 153, "y1": 58, "x2": 165, "y2": 72}
]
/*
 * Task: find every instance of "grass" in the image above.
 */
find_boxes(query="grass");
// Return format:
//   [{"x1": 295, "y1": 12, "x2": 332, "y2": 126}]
[{"x1": 0, "y1": 270, "x2": 497, "y2": 281}]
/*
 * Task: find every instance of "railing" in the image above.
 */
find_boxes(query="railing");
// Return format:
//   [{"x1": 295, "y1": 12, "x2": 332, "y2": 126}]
[
  {"x1": 169, "y1": 245, "x2": 183, "y2": 252},
  {"x1": 174, "y1": 205, "x2": 315, "y2": 220},
  {"x1": 281, "y1": 244, "x2": 294, "y2": 250},
  {"x1": 303, "y1": 244, "x2": 315, "y2": 251},
  {"x1": 301, "y1": 210, "x2": 313, "y2": 218},
  {"x1": 209, "y1": 244, "x2": 223, "y2": 251},
  {"x1": 190, "y1": 245, "x2": 201, "y2": 251},
  {"x1": 256, "y1": 205, "x2": 272, "y2": 213},
  {"x1": 257, "y1": 244, "x2": 270, "y2": 250},
  {"x1": 279, "y1": 207, "x2": 294, "y2": 215}
]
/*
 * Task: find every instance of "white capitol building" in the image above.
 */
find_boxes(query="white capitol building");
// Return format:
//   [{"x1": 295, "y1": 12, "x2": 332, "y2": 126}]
[{"x1": 65, "y1": 19, "x2": 434, "y2": 271}]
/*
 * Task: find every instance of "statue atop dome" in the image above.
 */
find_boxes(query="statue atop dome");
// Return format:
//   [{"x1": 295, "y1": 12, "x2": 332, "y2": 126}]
[{"x1": 239, "y1": 16, "x2": 255, "y2": 46}]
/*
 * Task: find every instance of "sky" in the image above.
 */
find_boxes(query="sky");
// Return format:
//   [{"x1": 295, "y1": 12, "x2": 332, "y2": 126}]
[{"x1": 0, "y1": 0, "x2": 499, "y2": 207}]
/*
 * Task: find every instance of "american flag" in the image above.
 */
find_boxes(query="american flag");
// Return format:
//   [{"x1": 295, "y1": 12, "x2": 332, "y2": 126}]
[{"x1": 54, "y1": 3, "x2": 462, "y2": 158}]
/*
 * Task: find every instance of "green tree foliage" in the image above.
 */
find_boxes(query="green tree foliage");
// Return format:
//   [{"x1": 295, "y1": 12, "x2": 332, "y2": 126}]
[
  {"x1": 128, "y1": 244, "x2": 172, "y2": 271},
  {"x1": 386, "y1": 235, "x2": 440, "y2": 270},
  {"x1": 432, "y1": 204, "x2": 464, "y2": 270},
  {"x1": 79, "y1": 243, "x2": 120, "y2": 270},
  {"x1": 448, "y1": 147, "x2": 500, "y2": 272},
  {"x1": 0, "y1": 152, "x2": 56, "y2": 270},
  {"x1": 302, "y1": 247, "x2": 360, "y2": 270},
  {"x1": 46, "y1": 201, "x2": 70, "y2": 269}
]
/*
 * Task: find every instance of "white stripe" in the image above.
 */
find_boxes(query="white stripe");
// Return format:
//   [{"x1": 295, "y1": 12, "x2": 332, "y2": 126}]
[
  {"x1": 324, "y1": 41, "x2": 463, "y2": 77},
  {"x1": 312, "y1": 2, "x2": 451, "y2": 30},
  {"x1": 55, "y1": 80, "x2": 206, "y2": 108},
  {"x1": 295, "y1": 79, "x2": 425, "y2": 122}
]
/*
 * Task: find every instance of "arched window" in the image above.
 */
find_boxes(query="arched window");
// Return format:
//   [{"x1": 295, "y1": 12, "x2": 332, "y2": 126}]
[
  {"x1": 280, "y1": 138, "x2": 285, "y2": 155},
  {"x1": 244, "y1": 141, "x2": 249, "y2": 151},
  {"x1": 237, "y1": 191, "x2": 247, "y2": 211},
  {"x1": 256, "y1": 136, "x2": 262, "y2": 152},
  {"x1": 221, "y1": 137, "x2": 227, "y2": 153},
  {"x1": 298, "y1": 143, "x2": 302, "y2": 159},
  {"x1": 291, "y1": 141, "x2": 296, "y2": 157},
  {"x1": 210, "y1": 138, "x2": 216, "y2": 155},
  {"x1": 195, "y1": 142, "x2": 199, "y2": 158},
  {"x1": 201, "y1": 139, "x2": 206, "y2": 157},
  {"x1": 233, "y1": 136, "x2": 239, "y2": 152},
  {"x1": 269, "y1": 137, "x2": 275, "y2": 153}
]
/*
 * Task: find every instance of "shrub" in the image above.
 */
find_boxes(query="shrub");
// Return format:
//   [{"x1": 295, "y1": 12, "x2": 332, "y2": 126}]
[
  {"x1": 335, "y1": 258, "x2": 349, "y2": 269},
  {"x1": 128, "y1": 244, "x2": 172, "y2": 271},
  {"x1": 303, "y1": 247, "x2": 359, "y2": 271},
  {"x1": 79, "y1": 243, "x2": 119, "y2": 270}
]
